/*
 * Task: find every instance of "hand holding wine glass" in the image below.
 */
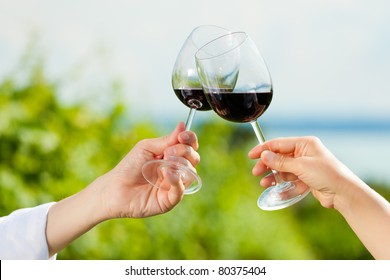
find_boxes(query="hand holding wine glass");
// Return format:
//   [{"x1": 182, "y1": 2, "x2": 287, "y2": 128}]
[
  {"x1": 142, "y1": 25, "x2": 230, "y2": 195},
  {"x1": 195, "y1": 32, "x2": 311, "y2": 210}
]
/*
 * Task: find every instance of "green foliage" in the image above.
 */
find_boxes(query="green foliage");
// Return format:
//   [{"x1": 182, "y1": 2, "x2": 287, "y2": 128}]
[{"x1": 1, "y1": 55, "x2": 388, "y2": 260}]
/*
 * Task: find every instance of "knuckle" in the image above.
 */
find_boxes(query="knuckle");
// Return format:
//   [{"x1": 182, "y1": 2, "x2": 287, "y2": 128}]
[
  {"x1": 193, "y1": 154, "x2": 201, "y2": 166},
  {"x1": 307, "y1": 136, "x2": 322, "y2": 146},
  {"x1": 275, "y1": 154, "x2": 286, "y2": 170}
]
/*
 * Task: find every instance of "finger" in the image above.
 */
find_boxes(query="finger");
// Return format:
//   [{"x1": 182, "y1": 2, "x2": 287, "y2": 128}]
[
  {"x1": 248, "y1": 144, "x2": 266, "y2": 159},
  {"x1": 248, "y1": 137, "x2": 301, "y2": 159},
  {"x1": 178, "y1": 131, "x2": 199, "y2": 151},
  {"x1": 167, "y1": 176, "x2": 185, "y2": 206},
  {"x1": 279, "y1": 172, "x2": 299, "y2": 182},
  {"x1": 164, "y1": 145, "x2": 200, "y2": 168},
  {"x1": 261, "y1": 150, "x2": 301, "y2": 174},
  {"x1": 143, "y1": 122, "x2": 185, "y2": 155},
  {"x1": 286, "y1": 181, "x2": 311, "y2": 198},
  {"x1": 252, "y1": 157, "x2": 299, "y2": 178},
  {"x1": 260, "y1": 173, "x2": 276, "y2": 188},
  {"x1": 252, "y1": 160, "x2": 269, "y2": 176},
  {"x1": 165, "y1": 156, "x2": 197, "y2": 174},
  {"x1": 263, "y1": 137, "x2": 304, "y2": 154},
  {"x1": 263, "y1": 136, "x2": 325, "y2": 157},
  {"x1": 161, "y1": 168, "x2": 185, "y2": 204},
  {"x1": 260, "y1": 171, "x2": 300, "y2": 186}
]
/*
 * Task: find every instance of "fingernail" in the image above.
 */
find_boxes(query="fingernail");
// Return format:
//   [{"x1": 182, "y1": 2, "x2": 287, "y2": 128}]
[{"x1": 181, "y1": 132, "x2": 190, "y2": 141}]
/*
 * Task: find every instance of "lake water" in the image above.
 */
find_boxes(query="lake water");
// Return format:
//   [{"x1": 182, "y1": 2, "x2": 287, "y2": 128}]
[
  {"x1": 180, "y1": 115, "x2": 390, "y2": 186},
  {"x1": 264, "y1": 125, "x2": 390, "y2": 186}
]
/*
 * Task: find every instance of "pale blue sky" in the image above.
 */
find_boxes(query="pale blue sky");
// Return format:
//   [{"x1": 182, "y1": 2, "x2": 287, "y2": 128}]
[{"x1": 1, "y1": 0, "x2": 390, "y2": 123}]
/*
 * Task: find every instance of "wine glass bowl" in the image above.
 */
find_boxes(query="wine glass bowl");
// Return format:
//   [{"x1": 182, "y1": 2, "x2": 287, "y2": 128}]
[
  {"x1": 195, "y1": 32, "x2": 273, "y2": 124},
  {"x1": 172, "y1": 25, "x2": 231, "y2": 113},
  {"x1": 173, "y1": 88, "x2": 211, "y2": 111},
  {"x1": 196, "y1": 32, "x2": 310, "y2": 210}
]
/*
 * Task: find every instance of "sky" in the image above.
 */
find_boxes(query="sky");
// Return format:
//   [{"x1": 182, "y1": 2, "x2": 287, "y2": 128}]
[
  {"x1": 1, "y1": 0, "x2": 390, "y2": 125},
  {"x1": 1, "y1": 0, "x2": 390, "y2": 183}
]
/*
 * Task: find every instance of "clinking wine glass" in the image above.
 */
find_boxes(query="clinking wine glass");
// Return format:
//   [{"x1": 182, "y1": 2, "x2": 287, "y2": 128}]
[
  {"x1": 196, "y1": 31, "x2": 311, "y2": 210},
  {"x1": 142, "y1": 25, "x2": 230, "y2": 195}
]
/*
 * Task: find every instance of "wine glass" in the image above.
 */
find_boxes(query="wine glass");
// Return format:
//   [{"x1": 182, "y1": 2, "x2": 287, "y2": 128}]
[
  {"x1": 142, "y1": 25, "x2": 230, "y2": 195},
  {"x1": 195, "y1": 31, "x2": 311, "y2": 210}
]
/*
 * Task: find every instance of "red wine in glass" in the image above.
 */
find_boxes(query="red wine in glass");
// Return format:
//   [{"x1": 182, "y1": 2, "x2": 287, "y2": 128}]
[
  {"x1": 174, "y1": 88, "x2": 212, "y2": 112},
  {"x1": 204, "y1": 90, "x2": 273, "y2": 122}
]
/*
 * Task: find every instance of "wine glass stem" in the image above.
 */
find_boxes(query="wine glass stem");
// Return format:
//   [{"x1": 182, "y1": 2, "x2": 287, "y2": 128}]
[
  {"x1": 185, "y1": 108, "x2": 197, "y2": 131},
  {"x1": 250, "y1": 120, "x2": 284, "y2": 185}
]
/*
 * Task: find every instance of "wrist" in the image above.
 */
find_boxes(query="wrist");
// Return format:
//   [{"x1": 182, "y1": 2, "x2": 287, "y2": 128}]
[
  {"x1": 46, "y1": 177, "x2": 108, "y2": 256},
  {"x1": 85, "y1": 173, "x2": 114, "y2": 223},
  {"x1": 332, "y1": 171, "x2": 367, "y2": 215}
]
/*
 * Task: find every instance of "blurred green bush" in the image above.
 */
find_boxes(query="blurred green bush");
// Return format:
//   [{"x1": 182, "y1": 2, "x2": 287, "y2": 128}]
[{"x1": 1, "y1": 54, "x2": 388, "y2": 260}]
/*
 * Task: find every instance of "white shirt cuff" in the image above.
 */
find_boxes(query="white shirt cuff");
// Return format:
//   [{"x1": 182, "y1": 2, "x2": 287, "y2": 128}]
[{"x1": 0, "y1": 202, "x2": 57, "y2": 260}]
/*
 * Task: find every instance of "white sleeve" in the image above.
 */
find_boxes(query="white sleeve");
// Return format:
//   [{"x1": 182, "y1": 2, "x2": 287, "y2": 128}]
[{"x1": 0, "y1": 202, "x2": 57, "y2": 260}]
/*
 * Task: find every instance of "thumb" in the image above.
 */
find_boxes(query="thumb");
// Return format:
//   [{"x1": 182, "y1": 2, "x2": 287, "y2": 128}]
[
  {"x1": 145, "y1": 122, "x2": 185, "y2": 155},
  {"x1": 261, "y1": 150, "x2": 299, "y2": 174}
]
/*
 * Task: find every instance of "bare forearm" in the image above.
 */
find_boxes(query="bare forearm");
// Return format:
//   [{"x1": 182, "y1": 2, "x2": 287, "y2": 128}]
[
  {"x1": 335, "y1": 179, "x2": 390, "y2": 259},
  {"x1": 45, "y1": 177, "x2": 107, "y2": 257}
]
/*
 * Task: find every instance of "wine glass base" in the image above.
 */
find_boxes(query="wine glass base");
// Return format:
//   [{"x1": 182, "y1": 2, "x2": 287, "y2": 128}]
[
  {"x1": 142, "y1": 159, "x2": 202, "y2": 195},
  {"x1": 257, "y1": 182, "x2": 311, "y2": 211}
]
